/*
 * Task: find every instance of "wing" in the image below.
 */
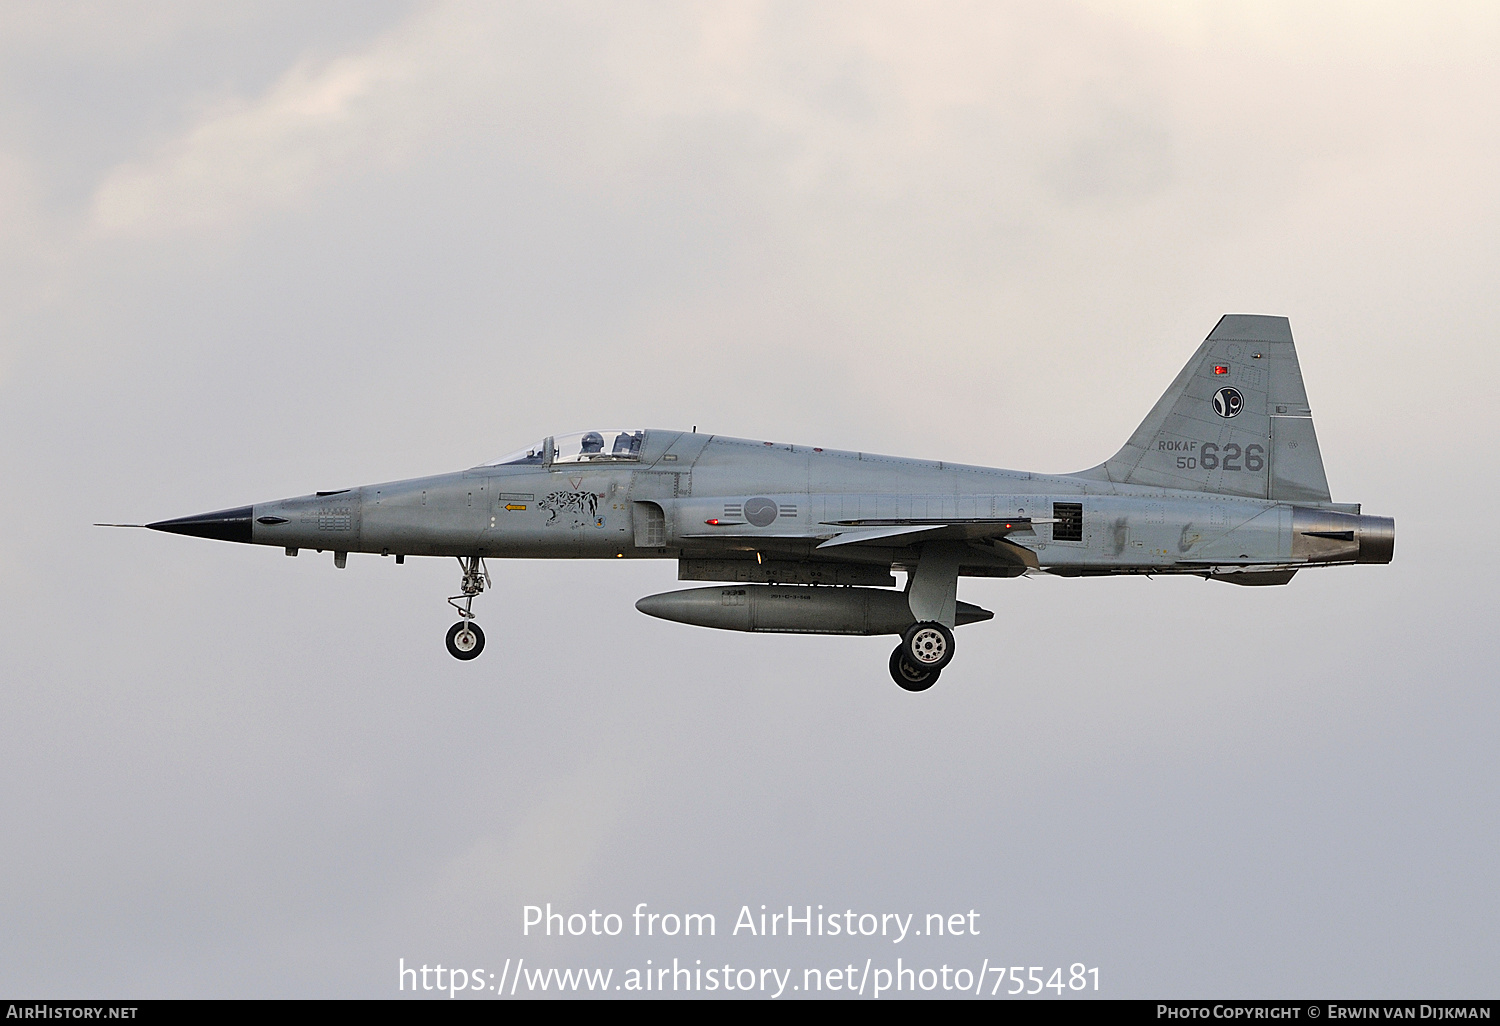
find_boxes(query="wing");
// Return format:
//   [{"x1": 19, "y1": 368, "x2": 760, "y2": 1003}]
[
  {"x1": 679, "y1": 516, "x2": 1051, "y2": 546},
  {"x1": 813, "y1": 517, "x2": 1054, "y2": 549}
]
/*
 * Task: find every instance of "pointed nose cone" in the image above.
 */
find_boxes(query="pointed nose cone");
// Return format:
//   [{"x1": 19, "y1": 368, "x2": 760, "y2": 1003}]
[
  {"x1": 147, "y1": 506, "x2": 254, "y2": 544},
  {"x1": 635, "y1": 593, "x2": 679, "y2": 621}
]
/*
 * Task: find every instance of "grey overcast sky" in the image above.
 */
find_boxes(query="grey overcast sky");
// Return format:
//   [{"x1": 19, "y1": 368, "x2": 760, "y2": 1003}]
[{"x1": 1, "y1": 1, "x2": 1497, "y2": 999}]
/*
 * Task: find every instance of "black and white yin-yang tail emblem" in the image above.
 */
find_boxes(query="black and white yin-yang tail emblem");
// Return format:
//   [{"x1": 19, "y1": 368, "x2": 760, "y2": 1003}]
[{"x1": 1212, "y1": 386, "x2": 1244, "y2": 419}]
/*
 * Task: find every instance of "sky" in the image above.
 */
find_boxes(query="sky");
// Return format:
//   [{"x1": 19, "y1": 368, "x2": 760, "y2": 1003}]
[{"x1": 1, "y1": 1, "x2": 1497, "y2": 999}]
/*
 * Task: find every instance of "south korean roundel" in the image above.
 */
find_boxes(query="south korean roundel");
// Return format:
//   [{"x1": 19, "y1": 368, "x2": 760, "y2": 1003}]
[
  {"x1": 1212, "y1": 387, "x2": 1244, "y2": 419},
  {"x1": 743, "y1": 497, "x2": 778, "y2": 527}
]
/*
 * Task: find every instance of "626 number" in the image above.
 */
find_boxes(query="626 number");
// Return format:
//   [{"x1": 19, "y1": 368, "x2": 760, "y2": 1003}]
[{"x1": 1200, "y1": 442, "x2": 1263, "y2": 472}]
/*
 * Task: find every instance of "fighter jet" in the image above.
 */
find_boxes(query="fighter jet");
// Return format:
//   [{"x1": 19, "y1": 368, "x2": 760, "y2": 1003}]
[{"x1": 122, "y1": 315, "x2": 1393, "y2": 690}]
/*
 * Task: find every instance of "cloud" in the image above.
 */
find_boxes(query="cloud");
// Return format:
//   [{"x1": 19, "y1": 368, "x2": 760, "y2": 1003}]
[
  {"x1": 81, "y1": 3, "x2": 1181, "y2": 240},
  {"x1": 4, "y1": 0, "x2": 1500, "y2": 998},
  {"x1": 89, "y1": 44, "x2": 416, "y2": 236}
]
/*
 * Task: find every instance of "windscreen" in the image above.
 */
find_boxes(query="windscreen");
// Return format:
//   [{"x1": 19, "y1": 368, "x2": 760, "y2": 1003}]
[{"x1": 483, "y1": 440, "x2": 548, "y2": 467}]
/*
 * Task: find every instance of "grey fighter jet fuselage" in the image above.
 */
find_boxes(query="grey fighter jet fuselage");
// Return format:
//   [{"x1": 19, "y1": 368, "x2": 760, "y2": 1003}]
[{"x1": 136, "y1": 315, "x2": 1394, "y2": 690}]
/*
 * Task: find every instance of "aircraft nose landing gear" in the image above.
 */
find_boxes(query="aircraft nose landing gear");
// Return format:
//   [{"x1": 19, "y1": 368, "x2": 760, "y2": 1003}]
[
  {"x1": 446, "y1": 621, "x2": 485, "y2": 659},
  {"x1": 445, "y1": 555, "x2": 489, "y2": 660}
]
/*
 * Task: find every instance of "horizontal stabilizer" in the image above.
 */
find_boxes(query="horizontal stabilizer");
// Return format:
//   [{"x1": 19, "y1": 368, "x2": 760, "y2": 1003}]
[{"x1": 1211, "y1": 569, "x2": 1299, "y2": 587}]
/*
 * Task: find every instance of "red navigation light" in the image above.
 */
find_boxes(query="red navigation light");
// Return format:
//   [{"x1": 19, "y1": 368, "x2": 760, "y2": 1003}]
[
  {"x1": 705, "y1": 519, "x2": 721, "y2": 525},
  {"x1": 1213, "y1": 365, "x2": 1229, "y2": 375}
]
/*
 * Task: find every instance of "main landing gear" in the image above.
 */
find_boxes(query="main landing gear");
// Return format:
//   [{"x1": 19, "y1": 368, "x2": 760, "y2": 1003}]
[
  {"x1": 889, "y1": 646, "x2": 939, "y2": 692},
  {"x1": 888, "y1": 542, "x2": 965, "y2": 691},
  {"x1": 445, "y1": 555, "x2": 488, "y2": 660},
  {"x1": 888, "y1": 621, "x2": 956, "y2": 692},
  {"x1": 902, "y1": 621, "x2": 954, "y2": 671}
]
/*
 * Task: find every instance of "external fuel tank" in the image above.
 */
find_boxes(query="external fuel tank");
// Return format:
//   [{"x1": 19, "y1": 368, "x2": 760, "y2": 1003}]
[{"x1": 635, "y1": 585, "x2": 994, "y2": 636}]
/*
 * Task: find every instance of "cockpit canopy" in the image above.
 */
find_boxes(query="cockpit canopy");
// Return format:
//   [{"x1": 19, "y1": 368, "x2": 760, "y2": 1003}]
[{"x1": 484, "y1": 429, "x2": 644, "y2": 467}]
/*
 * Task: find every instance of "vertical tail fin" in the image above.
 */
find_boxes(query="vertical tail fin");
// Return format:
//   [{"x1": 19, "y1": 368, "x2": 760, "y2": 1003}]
[{"x1": 1077, "y1": 314, "x2": 1332, "y2": 501}]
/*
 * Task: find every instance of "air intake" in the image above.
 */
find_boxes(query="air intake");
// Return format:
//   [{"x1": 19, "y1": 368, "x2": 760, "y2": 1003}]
[{"x1": 1053, "y1": 502, "x2": 1083, "y2": 542}]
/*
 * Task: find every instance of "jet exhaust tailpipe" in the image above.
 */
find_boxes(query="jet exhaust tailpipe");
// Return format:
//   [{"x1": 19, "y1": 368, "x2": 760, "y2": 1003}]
[
  {"x1": 635, "y1": 584, "x2": 993, "y2": 636},
  {"x1": 1354, "y1": 515, "x2": 1395, "y2": 564},
  {"x1": 1290, "y1": 508, "x2": 1395, "y2": 565}
]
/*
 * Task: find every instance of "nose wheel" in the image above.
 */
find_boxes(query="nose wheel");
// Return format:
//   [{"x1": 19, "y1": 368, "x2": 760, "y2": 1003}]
[
  {"x1": 446, "y1": 621, "x2": 486, "y2": 660},
  {"x1": 445, "y1": 555, "x2": 490, "y2": 660}
]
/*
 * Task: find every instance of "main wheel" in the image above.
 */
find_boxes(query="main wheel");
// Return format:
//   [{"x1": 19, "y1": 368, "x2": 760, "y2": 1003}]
[
  {"x1": 902, "y1": 621, "x2": 954, "y2": 671},
  {"x1": 889, "y1": 646, "x2": 940, "y2": 692},
  {"x1": 445, "y1": 621, "x2": 486, "y2": 660}
]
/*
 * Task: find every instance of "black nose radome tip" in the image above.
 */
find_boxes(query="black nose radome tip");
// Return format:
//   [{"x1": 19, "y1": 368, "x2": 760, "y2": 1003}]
[{"x1": 147, "y1": 506, "x2": 254, "y2": 544}]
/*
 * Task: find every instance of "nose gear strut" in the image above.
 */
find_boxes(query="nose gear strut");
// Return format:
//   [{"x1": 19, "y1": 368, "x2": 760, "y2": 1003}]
[{"x1": 445, "y1": 555, "x2": 489, "y2": 660}]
